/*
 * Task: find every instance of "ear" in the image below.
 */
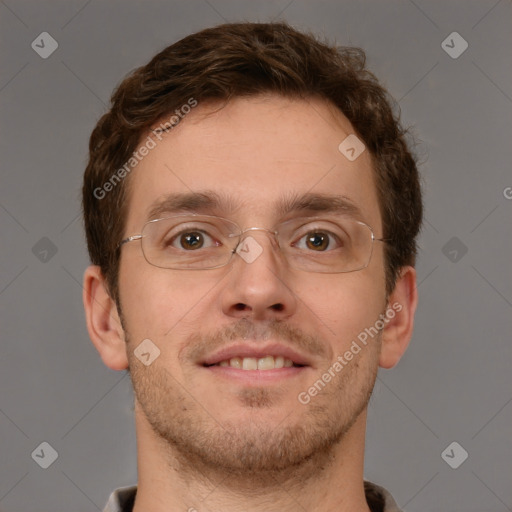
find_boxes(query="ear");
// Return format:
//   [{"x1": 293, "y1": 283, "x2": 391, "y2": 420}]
[
  {"x1": 83, "y1": 265, "x2": 129, "y2": 371},
  {"x1": 379, "y1": 266, "x2": 418, "y2": 369}
]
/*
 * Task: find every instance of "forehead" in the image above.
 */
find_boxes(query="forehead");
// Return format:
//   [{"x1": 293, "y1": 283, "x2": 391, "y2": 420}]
[{"x1": 124, "y1": 95, "x2": 381, "y2": 232}]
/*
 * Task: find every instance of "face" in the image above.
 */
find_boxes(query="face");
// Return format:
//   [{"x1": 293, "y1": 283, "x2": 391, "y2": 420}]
[{"x1": 118, "y1": 95, "x2": 388, "y2": 474}]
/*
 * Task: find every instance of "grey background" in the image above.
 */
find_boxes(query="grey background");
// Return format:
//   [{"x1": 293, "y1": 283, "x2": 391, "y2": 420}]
[{"x1": 1, "y1": 1, "x2": 511, "y2": 511}]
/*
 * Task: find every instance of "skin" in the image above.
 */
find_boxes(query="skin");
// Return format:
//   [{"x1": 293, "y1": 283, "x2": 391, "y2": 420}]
[{"x1": 83, "y1": 95, "x2": 417, "y2": 512}]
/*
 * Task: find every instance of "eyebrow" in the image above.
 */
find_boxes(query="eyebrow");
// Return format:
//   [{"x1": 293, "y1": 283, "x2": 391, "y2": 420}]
[
  {"x1": 146, "y1": 190, "x2": 364, "y2": 222},
  {"x1": 277, "y1": 191, "x2": 363, "y2": 219},
  {"x1": 147, "y1": 191, "x2": 239, "y2": 220}
]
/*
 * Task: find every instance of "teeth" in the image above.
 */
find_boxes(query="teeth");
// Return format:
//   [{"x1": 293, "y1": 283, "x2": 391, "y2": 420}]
[
  {"x1": 243, "y1": 357, "x2": 258, "y2": 370},
  {"x1": 215, "y1": 355, "x2": 296, "y2": 370},
  {"x1": 258, "y1": 356, "x2": 274, "y2": 370},
  {"x1": 229, "y1": 357, "x2": 242, "y2": 369}
]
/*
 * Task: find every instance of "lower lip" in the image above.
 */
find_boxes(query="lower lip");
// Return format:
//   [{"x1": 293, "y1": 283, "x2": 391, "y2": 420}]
[{"x1": 202, "y1": 365, "x2": 309, "y2": 384}]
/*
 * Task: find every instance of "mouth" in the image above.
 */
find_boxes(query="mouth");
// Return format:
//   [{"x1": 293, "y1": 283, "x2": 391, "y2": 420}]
[
  {"x1": 200, "y1": 343, "x2": 312, "y2": 384},
  {"x1": 204, "y1": 355, "x2": 304, "y2": 370}
]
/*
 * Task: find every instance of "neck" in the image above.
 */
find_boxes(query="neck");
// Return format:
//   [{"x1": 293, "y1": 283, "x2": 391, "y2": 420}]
[{"x1": 132, "y1": 404, "x2": 372, "y2": 512}]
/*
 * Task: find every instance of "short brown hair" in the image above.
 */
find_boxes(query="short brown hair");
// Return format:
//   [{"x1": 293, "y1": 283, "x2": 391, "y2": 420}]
[{"x1": 82, "y1": 21, "x2": 422, "y2": 304}]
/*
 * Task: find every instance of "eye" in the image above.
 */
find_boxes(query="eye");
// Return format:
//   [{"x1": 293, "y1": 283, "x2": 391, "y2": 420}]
[
  {"x1": 166, "y1": 229, "x2": 221, "y2": 251},
  {"x1": 293, "y1": 230, "x2": 342, "y2": 252}
]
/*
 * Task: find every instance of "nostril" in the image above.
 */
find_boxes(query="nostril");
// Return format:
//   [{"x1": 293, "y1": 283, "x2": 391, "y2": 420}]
[
  {"x1": 271, "y1": 303, "x2": 284, "y2": 312},
  {"x1": 234, "y1": 303, "x2": 247, "y2": 311}
]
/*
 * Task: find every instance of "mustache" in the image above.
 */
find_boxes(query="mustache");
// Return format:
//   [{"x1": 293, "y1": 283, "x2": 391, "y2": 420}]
[{"x1": 182, "y1": 318, "x2": 330, "y2": 363}]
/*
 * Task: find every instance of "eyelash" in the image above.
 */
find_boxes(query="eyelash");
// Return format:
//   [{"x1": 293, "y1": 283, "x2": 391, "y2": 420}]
[{"x1": 166, "y1": 228, "x2": 343, "y2": 251}]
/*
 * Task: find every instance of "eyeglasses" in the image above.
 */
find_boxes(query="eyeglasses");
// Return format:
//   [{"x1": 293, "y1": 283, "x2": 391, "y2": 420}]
[{"x1": 119, "y1": 214, "x2": 388, "y2": 273}]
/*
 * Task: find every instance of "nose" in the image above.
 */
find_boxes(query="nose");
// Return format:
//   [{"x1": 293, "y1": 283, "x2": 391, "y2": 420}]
[{"x1": 220, "y1": 229, "x2": 298, "y2": 321}]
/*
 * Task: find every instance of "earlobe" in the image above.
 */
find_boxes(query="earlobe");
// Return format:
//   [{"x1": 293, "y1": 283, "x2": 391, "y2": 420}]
[
  {"x1": 379, "y1": 266, "x2": 418, "y2": 369},
  {"x1": 83, "y1": 265, "x2": 129, "y2": 371}
]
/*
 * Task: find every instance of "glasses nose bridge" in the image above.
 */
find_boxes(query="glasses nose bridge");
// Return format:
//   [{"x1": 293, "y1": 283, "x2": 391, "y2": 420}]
[{"x1": 237, "y1": 226, "x2": 280, "y2": 246}]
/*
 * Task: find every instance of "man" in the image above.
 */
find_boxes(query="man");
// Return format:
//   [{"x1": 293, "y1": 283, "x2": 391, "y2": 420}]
[{"x1": 82, "y1": 21, "x2": 422, "y2": 512}]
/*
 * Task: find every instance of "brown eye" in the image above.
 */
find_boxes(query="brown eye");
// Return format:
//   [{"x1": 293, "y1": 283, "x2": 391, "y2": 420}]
[
  {"x1": 305, "y1": 232, "x2": 330, "y2": 251},
  {"x1": 179, "y1": 231, "x2": 204, "y2": 250},
  {"x1": 162, "y1": 222, "x2": 223, "y2": 252}
]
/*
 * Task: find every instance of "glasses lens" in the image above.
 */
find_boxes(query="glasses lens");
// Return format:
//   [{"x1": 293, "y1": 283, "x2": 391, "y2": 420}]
[
  {"x1": 141, "y1": 215, "x2": 239, "y2": 269},
  {"x1": 279, "y1": 217, "x2": 374, "y2": 273},
  {"x1": 138, "y1": 215, "x2": 375, "y2": 273}
]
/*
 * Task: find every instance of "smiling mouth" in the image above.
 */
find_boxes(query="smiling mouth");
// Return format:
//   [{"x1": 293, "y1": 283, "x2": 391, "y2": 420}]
[{"x1": 204, "y1": 355, "x2": 305, "y2": 370}]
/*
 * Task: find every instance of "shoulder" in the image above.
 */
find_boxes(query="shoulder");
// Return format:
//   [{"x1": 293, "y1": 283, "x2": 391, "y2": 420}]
[
  {"x1": 364, "y1": 480, "x2": 404, "y2": 512},
  {"x1": 102, "y1": 485, "x2": 137, "y2": 512}
]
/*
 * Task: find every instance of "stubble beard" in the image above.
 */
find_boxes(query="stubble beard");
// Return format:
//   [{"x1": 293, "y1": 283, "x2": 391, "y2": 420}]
[{"x1": 127, "y1": 326, "x2": 380, "y2": 487}]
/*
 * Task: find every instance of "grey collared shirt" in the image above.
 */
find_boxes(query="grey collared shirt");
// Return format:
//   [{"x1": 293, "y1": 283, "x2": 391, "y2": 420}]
[{"x1": 102, "y1": 481, "x2": 403, "y2": 512}]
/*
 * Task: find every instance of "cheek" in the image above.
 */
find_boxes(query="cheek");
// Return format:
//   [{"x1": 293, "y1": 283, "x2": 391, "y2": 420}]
[
  {"x1": 297, "y1": 272, "x2": 386, "y2": 355},
  {"x1": 118, "y1": 263, "x2": 212, "y2": 341}
]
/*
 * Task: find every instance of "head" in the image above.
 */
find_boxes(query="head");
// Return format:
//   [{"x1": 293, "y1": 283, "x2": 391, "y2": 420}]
[{"x1": 82, "y1": 22, "x2": 422, "y2": 478}]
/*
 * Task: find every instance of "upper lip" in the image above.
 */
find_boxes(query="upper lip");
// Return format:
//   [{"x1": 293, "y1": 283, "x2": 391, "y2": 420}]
[{"x1": 201, "y1": 342, "x2": 313, "y2": 367}]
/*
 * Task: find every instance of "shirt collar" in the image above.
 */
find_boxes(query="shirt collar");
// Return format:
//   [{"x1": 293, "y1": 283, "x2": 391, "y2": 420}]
[{"x1": 102, "y1": 481, "x2": 403, "y2": 512}]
